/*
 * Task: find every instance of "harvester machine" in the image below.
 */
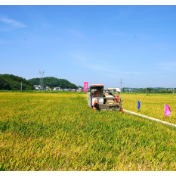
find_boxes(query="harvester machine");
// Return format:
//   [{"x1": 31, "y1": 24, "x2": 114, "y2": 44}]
[{"x1": 87, "y1": 84, "x2": 124, "y2": 112}]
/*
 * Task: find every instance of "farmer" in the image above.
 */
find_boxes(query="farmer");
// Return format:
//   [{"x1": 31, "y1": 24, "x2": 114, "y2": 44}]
[{"x1": 93, "y1": 91, "x2": 100, "y2": 97}]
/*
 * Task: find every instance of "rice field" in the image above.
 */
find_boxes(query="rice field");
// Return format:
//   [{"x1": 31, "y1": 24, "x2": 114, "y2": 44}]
[
  {"x1": 0, "y1": 92, "x2": 176, "y2": 171},
  {"x1": 121, "y1": 93, "x2": 176, "y2": 124}
]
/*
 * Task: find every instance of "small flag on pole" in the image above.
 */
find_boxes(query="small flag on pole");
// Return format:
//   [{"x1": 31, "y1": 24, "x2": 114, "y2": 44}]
[
  {"x1": 164, "y1": 104, "x2": 171, "y2": 116},
  {"x1": 137, "y1": 101, "x2": 141, "y2": 110}
]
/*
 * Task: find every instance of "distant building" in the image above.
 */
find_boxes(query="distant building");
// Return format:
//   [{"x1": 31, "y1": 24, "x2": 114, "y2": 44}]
[
  {"x1": 53, "y1": 87, "x2": 61, "y2": 90},
  {"x1": 77, "y1": 88, "x2": 83, "y2": 92},
  {"x1": 45, "y1": 86, "x2": 51, "y2": 91},
  {"x1": 34, "y1": 85, "x2": 41, "y2": 90}
]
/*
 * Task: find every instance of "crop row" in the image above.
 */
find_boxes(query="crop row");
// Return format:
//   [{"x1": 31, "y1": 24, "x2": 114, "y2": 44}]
[{"x1": 0, "y1": 92, "x2": 176, "y2": 170}]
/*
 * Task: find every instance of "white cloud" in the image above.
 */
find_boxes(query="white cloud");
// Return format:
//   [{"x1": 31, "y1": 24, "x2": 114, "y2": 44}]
[
  {"x1": 70, "y1": 52, "x2": 117, "y2": 73},
  {"x1": 113, "y1": 10, "x2": 132, "y2": 20},
  {"x1": 151, "y1": 42, "x2": 169, "y2": 50},
  {"x1": 70, "y1": 52, "x2": 144, "y2": 77},
  {"x1": 0, "y1": 38, "x2": 8, "y2": 44},
  {"x1": 67, "y1": 30, "x2": 85, "y2": 38},
  {"x1": 123, "y1": 71, "x2": 144, "y2": 75},
  {"x1": 85, "y1": 64, "x2": 117, "y2": 73},
  {"x1": 158, "y1": 75, "x2": 167, "y2": 78},
  {"x1": 0, "y1": 17, "x2": 27, "y2": 28},
  {"x1": 158, "y1": 61, "x2": 176, "y2": 72},
  {"x1": 70, "y1": 53, "x2": 87, "y2": 62}
]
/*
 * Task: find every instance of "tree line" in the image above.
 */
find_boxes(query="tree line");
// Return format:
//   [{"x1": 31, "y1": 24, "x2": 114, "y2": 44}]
[
  {"x1": 0, "y1": 74, "x2": 79, "y2": 90},
  {"x1": 123, "y1": 87, "x2": 175, "y2": 93},
  {"x1": 0, "y1": 74, "x2": 34, "y2": 90},
  {"x1": 28, "y1": 77, "x2": 78, "y2": 89}
]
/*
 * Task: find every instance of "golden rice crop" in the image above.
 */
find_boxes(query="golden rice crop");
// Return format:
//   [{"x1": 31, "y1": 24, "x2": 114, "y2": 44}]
[
  {"x1": 121, "y1": 93, "x2": 176, "y2": 124},
  {"x1": 0, "y1": 92, "x2": 176, "y2": 171}
]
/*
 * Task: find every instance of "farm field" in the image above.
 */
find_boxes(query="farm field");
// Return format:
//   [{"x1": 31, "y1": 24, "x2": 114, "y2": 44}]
[
  {"x1": 121, "y1": 93, "x2": 176, "y2": 124},
  {"x1": 1, "y1": 92, "x2": 176, "y2": 171}
]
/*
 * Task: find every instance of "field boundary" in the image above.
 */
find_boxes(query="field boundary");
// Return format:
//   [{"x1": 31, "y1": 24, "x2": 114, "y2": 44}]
[{"x1": 124, "y1": 109, "x2": 176, "y2": 128}]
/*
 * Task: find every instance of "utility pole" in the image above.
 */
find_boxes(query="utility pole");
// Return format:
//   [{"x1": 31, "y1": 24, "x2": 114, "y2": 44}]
[
  {"x1": 39, "y1": 70, "x2": 45, "y2": 90},
  {"x1": 21, "y1": 81, "x2": 22, "y2": 91},
  {"x1": 119, "y1": 78, "x2": 123, "y2": 92},
  {"x1": 173, "y1": 85, "x2": 174, "y2": 94}
]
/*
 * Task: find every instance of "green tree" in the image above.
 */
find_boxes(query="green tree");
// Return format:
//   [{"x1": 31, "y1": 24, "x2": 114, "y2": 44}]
[
  {"x1": 0, "y1": 74, "x2": 35, "y2": 90},
  {"x1": 29, "y1": 77, "x2": 78, "y2": 89}
]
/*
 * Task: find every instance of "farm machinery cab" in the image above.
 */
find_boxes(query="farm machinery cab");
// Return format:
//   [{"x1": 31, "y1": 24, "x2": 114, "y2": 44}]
[{"x1": 87, "y1": 84, "x2": 123, "y2": 112}]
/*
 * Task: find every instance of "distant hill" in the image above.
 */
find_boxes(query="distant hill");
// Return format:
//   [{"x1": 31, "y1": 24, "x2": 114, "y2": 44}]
[
  {"x1": 0, "y1": 74, "x2": 34, "y2": 90},
  {"x1": 28, "y1": 77, "x2": 78, "y2": 89}
]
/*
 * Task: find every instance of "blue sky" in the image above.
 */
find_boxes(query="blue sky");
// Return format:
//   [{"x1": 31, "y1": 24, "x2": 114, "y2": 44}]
[{"x1": 0, "y1": 5, "x2": 176, "y2": 88}]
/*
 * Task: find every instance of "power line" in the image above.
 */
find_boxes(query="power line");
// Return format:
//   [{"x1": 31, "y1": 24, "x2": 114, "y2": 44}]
[
  {"x1": 173, "y1": 85, "x2": 175, "y2": 94},
  {"x1": 39, "y1": 70, "x2": 45, "y2": 90},
  {"x1": 119, "y1": 78, "x2": 124, "y2": 92}
]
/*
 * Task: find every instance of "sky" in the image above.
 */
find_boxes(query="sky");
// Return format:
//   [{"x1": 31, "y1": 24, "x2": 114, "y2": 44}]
[{"x1": 0, "y1": 4, "x2": 176, "y2": 88}]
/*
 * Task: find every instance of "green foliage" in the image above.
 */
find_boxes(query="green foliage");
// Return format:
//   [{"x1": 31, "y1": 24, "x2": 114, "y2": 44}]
[
  {"x1": 123, "y1": 87, "x2": 175, "y2": 94},
  {"x1": 0, "y1": 74, "x2": 34, "y2": 90},
  {"x1": 146, "y1": 88, "x2": 152, "y2": 92},
  {"x1": 28, "y1": 77, "x2": 78, "y2": 89},
  {"x1": 0, "y1": 74, "x2": 79, "y2": 90}
]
